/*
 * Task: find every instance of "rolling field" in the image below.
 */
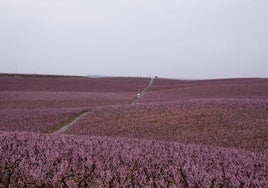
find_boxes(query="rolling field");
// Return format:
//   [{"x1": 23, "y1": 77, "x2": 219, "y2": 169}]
[{"x1": 0, "y1": 75, "x2": 268, "y2": 187}]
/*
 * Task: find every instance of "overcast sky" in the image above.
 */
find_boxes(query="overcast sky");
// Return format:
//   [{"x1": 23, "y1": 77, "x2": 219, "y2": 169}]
[{"x1": 0, "y1": 0, "x2": 267, "y2": 79}]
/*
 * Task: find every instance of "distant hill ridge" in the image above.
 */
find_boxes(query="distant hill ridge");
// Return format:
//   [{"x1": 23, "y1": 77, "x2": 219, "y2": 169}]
[{"x1": 0, "y1": 73, "x2": 152, "y2": 80}]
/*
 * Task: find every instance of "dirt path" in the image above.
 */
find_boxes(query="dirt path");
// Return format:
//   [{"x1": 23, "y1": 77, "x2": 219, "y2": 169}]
[
  {"x1": 131, "y1": 77, "x2": 156, "y2": 104},
  {"x1": 51, "y1": 77, "x2": 155, "y2": 134},
  {"x1": 51, "y1": 111, "x2": 90, "y2": 135}
]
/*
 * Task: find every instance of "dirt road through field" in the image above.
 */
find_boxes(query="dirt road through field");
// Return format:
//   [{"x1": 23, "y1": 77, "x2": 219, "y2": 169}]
[
  {"x1": 51, "y1": 111, "x2": 90, "y2": 135},
  {"x1": 131, "y1": 77, "x2": 156, "y2": 104},
  {"x1": 51, "y1": 77, "x2": 155, "y2": 134}
]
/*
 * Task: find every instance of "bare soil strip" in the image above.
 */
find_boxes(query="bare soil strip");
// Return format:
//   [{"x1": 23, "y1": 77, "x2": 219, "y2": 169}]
[
  {"x1": 48, "y1": 77, "x2": 154, "y2": 134},
  {"x1": 131, "y1": 77, "x2": 156, "y2": 104},
  {"x1": 50, "y1": 111, "x2": 90, "y2": 135}
]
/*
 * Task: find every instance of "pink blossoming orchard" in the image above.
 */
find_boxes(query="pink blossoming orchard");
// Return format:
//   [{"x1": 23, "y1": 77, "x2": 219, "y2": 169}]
[{"x1": 0, "y1": 75, "x2": 268, "y2": 187}]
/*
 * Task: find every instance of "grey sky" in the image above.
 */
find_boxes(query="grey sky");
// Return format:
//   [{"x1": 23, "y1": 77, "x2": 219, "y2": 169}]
[{"x1": 0, "y1": 0, "x2": 267, "y2": 79}]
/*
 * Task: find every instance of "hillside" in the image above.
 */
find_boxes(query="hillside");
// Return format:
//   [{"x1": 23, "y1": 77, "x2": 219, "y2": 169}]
[{"x1": 0, "y1": 75, "x2": 267, "y2": 187}]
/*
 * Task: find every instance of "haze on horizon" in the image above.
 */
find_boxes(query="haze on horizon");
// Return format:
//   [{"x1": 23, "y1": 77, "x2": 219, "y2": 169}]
[{"x1": 0, "y1": 0, "x2": 267, "y2": 79}]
